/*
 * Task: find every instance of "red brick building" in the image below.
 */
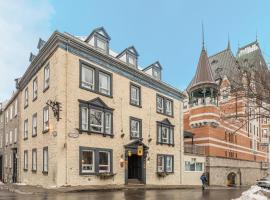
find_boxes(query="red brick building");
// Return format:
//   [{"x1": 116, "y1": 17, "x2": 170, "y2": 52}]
[{"x1": 184, "y1": 41, "x2": 269, "y2": 186}]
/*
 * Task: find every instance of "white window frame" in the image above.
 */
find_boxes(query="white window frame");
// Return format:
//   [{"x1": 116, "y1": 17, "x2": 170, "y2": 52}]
[
  {"x1": 105, "y1": 113, "x2": 112, "y2": 135},
  {"x1": 44, "y1": 64, "x2": 50, "y2": 90},
  {"x1": 96, "y1": 38, "x2": 106, "y2": 51},
  {"x1": 10, "y1": 106, "x2": 13, "y2": 120},
  {"x1": 81, "y1": 65, "x2": 95, "y2": 90},
  {"x1": 130, "y1": 118, "x2": 141, "y2": 138},
  {"x1": 9, "y1": 154, "x2": 12, "y2": 168},
  {"x1": 157, "y1": 155, "x2": 174, "y2": 173},
  {"x1": 81, "y1": 107, "x2": 89, "y2": 131},
  {"x1": 98, "y1": 151, "x2": 110, "y2": 173},
  {"x1": 14, "y1": 99, "x2": 18, "y2": 116},
  {"x1": 5, "y1": 133, "x2": 8, "y2": 146},
  {"x1": 9, "y1": 130, "x2": 12, "y2": 144},
  {"x1": 32, "y1": 149, "x2": 37, "y2": 171},
  {"x1": 90, "y1": 109, "x2": 104, "y2": 133},
  {"x1": 157, "y1": 96, "x2": 164, "y2": 113},
  {"x1": 14, "y1": 128, "x2": 17, "y2": 143},
  {"x1": 24, "y1": 151, "x2": 28, "y2": 170},
  {"x1": 98, "y1": 72, "x2": 111, "y2": 95},
  {"x1": 33, "y1": 78, "x2": 38, "y2": 100},
  {"x1": 24, "y1": 88, "x2": 29, "y2": 107},
  {"x1": 130, "y1": 84, "x2": 140, "y2": 106},
  {"x1": 157, "y1": 155, "x2": 164, "y2": 172},
  {"x1": 43, "y1": 147, "x2": 48, "y2": 173},
  {"x1": 81, "y1": 150, "x2": 95, "y2": 173},
  {"x1": 43, "y1": 107, "x2": 49, "y2": 132},
  {"x1": 24, "y1": 119, "x2": 28, "y2": 139},
  {"x1": 32, "y1": 114, "x2": 37, "y2": 136},
  {"x1": 165, "y1": 100, "x2": 172, "y2": 116}
]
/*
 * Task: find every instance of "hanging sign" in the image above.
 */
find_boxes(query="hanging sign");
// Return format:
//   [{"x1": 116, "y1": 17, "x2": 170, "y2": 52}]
[{"x1": 137, "y1": 145, "x2": 143, "y2": 156}]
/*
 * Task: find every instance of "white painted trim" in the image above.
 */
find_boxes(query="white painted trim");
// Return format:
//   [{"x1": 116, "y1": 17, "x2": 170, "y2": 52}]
[
  {"x1": 190, "y1": 113, "x2": 220, "y2": 119},
  {"x1": 185, "y1": 137, "x2": 267, "y2": 156}
]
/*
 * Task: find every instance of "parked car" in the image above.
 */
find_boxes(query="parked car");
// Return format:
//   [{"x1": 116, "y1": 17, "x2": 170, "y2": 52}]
[{"x1": 256, "y1": 176, "x2": 270, "y2": 189}]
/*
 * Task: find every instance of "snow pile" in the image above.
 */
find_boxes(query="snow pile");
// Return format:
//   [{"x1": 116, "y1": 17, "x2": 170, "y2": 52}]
[
  {"x1": 0, "y1": 181, "x2": 4, "y2": 185},
  {"x1": 233, "y1": 185, "x2": 269, "y2": 200}
]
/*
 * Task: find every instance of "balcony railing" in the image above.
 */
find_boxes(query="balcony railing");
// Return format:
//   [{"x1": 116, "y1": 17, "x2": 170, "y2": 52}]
[{"x1": 184, "y1": 144, "x2": 205, "y2": 156}]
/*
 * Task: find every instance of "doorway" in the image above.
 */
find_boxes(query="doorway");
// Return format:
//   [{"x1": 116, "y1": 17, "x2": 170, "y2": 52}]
[
  {"x1": 128, "y1": 154, "x2": 143, "y2": 183},
  {"x1": 0, "y1": 156, "x2": 2, "y2": 182},
  {"x1": 12, "y1": 149, "x2": 17, "y2": 183},
  {"x1": 227, "y1": 172, "x2": 236, "y2": 186}
]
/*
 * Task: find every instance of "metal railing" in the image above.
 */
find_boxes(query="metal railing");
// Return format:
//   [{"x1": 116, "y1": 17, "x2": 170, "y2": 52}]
[{"x1": 184, "y1": 144, "x2": 205, "y2": 155}]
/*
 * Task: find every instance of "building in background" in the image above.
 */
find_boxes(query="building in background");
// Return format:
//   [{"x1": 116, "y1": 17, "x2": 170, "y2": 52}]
[{"x1": 183, "y1": 40, "x2": 270, "y2": 186}]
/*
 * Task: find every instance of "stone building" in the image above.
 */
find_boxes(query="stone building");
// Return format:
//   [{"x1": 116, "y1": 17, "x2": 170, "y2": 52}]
[
  {"x1": 15, "y1": 27, "x2": 184, "y2": 187},
  {"x1": 183, "y1": 40, "x2": 270, "y2": 186}
]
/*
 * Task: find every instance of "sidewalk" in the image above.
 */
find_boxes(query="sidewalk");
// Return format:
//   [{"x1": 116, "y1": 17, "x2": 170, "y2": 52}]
[{"x1": 0, "y1": 183, "x2": 248, "y2": 195}]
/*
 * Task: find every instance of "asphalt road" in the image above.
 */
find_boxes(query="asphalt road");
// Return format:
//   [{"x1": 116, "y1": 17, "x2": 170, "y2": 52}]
[{"x1": 0, "y1": 188, "x2": 247, "y2": 200}]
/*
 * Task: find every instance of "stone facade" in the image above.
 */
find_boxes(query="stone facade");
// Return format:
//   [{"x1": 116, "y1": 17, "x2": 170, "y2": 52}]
[{"x1": 14, "y1": 28, "x2": 184, "y2": 188}]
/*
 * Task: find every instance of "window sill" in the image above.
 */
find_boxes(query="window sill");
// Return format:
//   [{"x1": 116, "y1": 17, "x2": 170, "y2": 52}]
[
  {"x1": 43, "y1": 129, "x2": 49, "y2": 134},
  {"x1": 78, "y1": 129, "x2": 114, "y2": 138},
  {"x1": 156, "y1": 142, "x2": 175, "y2": 147},
  {"x1": 43, "y1": 86, "x2": 49, "y2": 93},
  {"x1": 42, "y1": 171, "x2": 48, "y2": 175},
  {"x1": 32, "y1": 134, "x2": 37, "y2": 138},
  {"x1": 23, "y1": 137, "x2": 28, "y2": 141},
  {"x1": 80, "y1": 172, "x2": 114, "y2": 176},
  {"x1": 79, "y1": 86, "x2": 113, "y2": 99},
  {"x1": 156, "y1": 111, "x2": 174, "y2": 118},
  {"x1": 32, "y1": 170, "x2": 37, "y2": 173},
  {"x1": 24, "y1": 105, "x2": 28, "y2": 109},
  {"x1": 130, "y1": 136, "x2": 143, "y2": 140},
  {"x1": 23, "y1": 169, "x2": 28, "y2": 172},
  {"x1": 32, "y1": 97, "x2": 37, "y2": 102},
  {"x1": 130, "y1": 103, "x2": 142, "y2": 108}
]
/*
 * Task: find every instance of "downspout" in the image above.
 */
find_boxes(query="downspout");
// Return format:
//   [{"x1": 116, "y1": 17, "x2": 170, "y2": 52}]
[{"x1": 64, "y1": 40, "x2": 70, "y2": 185}]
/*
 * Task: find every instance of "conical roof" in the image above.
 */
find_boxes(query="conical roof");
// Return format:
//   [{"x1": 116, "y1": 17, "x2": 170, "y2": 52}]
[{"x1": 187, "y1": 48, "x2": 216, "y2": 92}]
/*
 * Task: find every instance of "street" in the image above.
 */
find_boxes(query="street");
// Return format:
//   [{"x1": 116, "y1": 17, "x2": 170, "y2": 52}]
[{"x1": 0, "y1": 188, "x2": 247, "y2": 200}]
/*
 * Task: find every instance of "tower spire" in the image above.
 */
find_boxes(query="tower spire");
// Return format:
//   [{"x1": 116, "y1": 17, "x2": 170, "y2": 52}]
[
  {"x1": 256, "y1": 30, "x2": 258, "y2": 42},
  {"x1": 202, "y1": 22, "x2": 205, "y2": 50},
  {"x1": 227, "y1": 34, "x2": 231, "y2": 50}
]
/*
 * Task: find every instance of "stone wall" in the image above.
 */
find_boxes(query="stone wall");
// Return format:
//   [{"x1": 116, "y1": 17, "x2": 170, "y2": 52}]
[{"x1": 207, "y1": 157, "x2": 268, "y2": 186}]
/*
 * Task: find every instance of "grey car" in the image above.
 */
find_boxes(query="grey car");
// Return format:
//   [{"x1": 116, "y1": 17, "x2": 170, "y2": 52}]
[{"x1": 256, "y1": 176, "x2": 270, "y2": 189}]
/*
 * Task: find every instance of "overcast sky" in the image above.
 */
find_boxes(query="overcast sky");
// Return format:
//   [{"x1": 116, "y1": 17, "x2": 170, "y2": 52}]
[{"x1": 1, "y1": 0, "x2": 270, "y2": 102}]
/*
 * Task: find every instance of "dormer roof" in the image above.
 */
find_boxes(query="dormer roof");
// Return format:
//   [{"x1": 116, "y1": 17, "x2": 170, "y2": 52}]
[
  {"x1": 85, "y1": 27, "x2": 111, "y2": 42},
  {"x1": 37, "y1": 38, "x2": 46, "y2": 50},
  {"x1": 143, "y1": 61, "x2": 162, "y2": 71},
  {"x1": 116, "y1": 46, "x2": 139, "y2": 58},
  {"x1": 29, "y1": 52, "x2": 36, "y2": 62}
]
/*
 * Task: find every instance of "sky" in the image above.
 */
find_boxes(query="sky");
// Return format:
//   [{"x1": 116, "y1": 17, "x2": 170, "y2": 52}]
[{"x1": 1, "y1": 0, "x2": 270, "y2": 102}]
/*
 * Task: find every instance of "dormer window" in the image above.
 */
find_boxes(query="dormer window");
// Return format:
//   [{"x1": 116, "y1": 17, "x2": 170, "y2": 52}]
[
  {"x1": 85, "y1": 27, "x2": 111, "y2": 55},
  {"x1": 96, "y1": 38, "x2": 106, "y2": 51},
  {"x1": 117, "y1": 46, "x2": 139, "y2": 68},
  {"x1": 143, "y1": 61, "x2": 162, "y2": 80},
  {"x1": 127, "y1": 55, "x2": 136, "y2": 66}
]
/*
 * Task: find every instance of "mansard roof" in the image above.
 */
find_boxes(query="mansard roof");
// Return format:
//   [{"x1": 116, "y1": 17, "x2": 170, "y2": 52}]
[
  {"x1": 187, "y1": 48, "x2": 216, "y2": 92},
  {"x1": 116, "y1": 46, "x2": 139, "y2": 58},
  {"x1": 209, "y1": 48, "x2": 240, "y2": 87},
  {"x1": 85, "y1": 26, "x2": 111, "y2": 42}
]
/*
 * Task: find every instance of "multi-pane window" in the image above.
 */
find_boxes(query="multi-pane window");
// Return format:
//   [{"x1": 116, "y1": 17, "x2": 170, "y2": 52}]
[
  {"x1": 43, "y1": 106, "x2": 49, "y2": 132},
  {"x1": 81, "y1": 65, "x2": 95, "y2": 90},
  {"x1": 157, "y1": 120, "x2": 174, "y2": 145},
  {"x1": 130, "y1": 83, "x2": 141, "y2": 107},
  {"x1": 14, "y1": 99, "x2": 18, "y2": 116},
  {"x1": 24, "y1": 88, "x2": 29, "y2": 107},
  {"x1": 9, "y1": 131, "x2": 12, "y2": 144},
  {"x1": 81, "y1": 149, "x2": 94, "y2": 173},
  {"x1": 127, "y1": 55, "x2": 136, "y2": 66},
  {"x1": 10, "y1": 106, "x2": 13, "y2": 120},
  {"x1": 81, "y1": 107, "x2": 89, "y2": 131},
  {"x1": 99, "y1": 72, "x2": 111, "y2": 95},
  {"x1": 43, "y1": 147, "x2": 48, "y2": 173},
  {"x1": 32, "y1": 113, "x2": 37, "y2": 136},
  {"x1": 152, "y1": 69, "x2": 160, "y2": 80},
  {"x1": 80, "y1": 63, "x2": 112, "y2": 96},
  {"x1": 157, "y1": 155, "x2": 174, "y2": 173},
  {"x1": 44, "y1": 64, "x2": 50, "y2": 90},
  {"x1": 5, "y1": 110, "x2": 8, "y2": 124},
  {"x1": 80, "y1": 99, "x2": 113, "y2": 135},
  {"x1": 185, "y1": 158, "x2": 203, "y2": 172},
  {"x1": 14, "y1": 128, "x2": 17, "y2": 143},
  {"x1": 90, "y1": 109, "x2": 104, "y2": 133},
  {"x1": 24, "y1": 119, "x2": 28, "y2": 139},
  {"x1": 79, "y1": 147, "x2": 112, "y2": 175},
  {"x1": 5, "y1": 133, "x2": 8, "y2": 146},
  {"x1": 33, "y1": 78, "x2": 38, "y2": 100},
  {"x1": 32, "y1": 149, "x2": 37, "y2": 171},
  {"x1": 99, "y1": 151, "x2": 110, "y2": 173},
  {"x1": 96, "y1": 38, "x2": 106, "y2": 51},
  {"x1": 156, "y1": 95, "x2": 173, "y2": 116},
  {"x1": 9, "y1": 154, "x2": 12, "y2": 168},
  {"x1": 24, "y1": 150, "x2": 28, "y2": 170},
  {"x1": 130, "y1": 117, "x2": 142, "y2": 139}
]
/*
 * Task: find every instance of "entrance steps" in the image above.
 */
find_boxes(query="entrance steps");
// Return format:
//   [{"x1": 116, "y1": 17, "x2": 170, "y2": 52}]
[{"x1": 127, "y1": 179, "x2": 143, "y2": 185}]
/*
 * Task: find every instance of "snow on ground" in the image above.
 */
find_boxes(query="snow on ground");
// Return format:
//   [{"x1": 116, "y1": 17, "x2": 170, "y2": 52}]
[{"x1": 233, "y1": 185, "x2": 270, "y2": 200}]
